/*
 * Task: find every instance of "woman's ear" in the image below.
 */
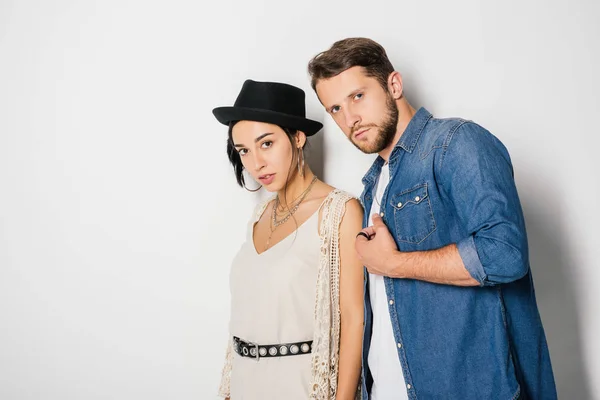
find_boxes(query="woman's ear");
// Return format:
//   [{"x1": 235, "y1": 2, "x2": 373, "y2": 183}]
[{"x1": 296, "y1": 130, "x2": 307, "y2": 148}]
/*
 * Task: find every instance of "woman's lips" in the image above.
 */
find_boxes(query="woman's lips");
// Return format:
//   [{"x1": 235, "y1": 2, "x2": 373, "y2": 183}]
[{"x1": 258, "y1": 173, "x2": 275, "y2": 185}]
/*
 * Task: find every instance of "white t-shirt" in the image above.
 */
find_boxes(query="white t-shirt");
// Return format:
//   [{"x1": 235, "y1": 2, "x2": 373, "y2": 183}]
[{"x1": 367, "y1": 162, "x2": 409, "y2": 400}]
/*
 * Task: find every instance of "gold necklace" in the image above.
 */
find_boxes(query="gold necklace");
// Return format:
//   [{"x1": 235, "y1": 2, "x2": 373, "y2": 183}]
[
  {"x1": 273, "y1": 176, "x2": 317, "y2": 226},
  {"x1": 264, "y1": 175, "x2": 318, "y2": 251}
]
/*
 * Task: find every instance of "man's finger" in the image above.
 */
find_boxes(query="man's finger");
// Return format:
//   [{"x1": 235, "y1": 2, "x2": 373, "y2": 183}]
[
  {"x1": 362, "y1": 226, "x2": 376, "y2": 236},
  {"x1": 355, "y1": 229, "x2": 372, "y2": 253},
  {"x1": 372, "y1": 214, "x2": 387, "y2": 229},
  {"x1": 356, "y1": 231, "x2": 370, "y2": 241}
]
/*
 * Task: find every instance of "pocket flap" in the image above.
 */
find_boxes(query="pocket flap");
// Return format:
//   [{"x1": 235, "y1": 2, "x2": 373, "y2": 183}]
[{"x1": 390, "y1": 183, "x2": 429, "y2": 210}]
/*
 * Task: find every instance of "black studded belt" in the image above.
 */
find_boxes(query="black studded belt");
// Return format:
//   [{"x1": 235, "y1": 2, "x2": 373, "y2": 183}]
[{"x1": 233, "y1": 336, "x2": 313, "y2": 360}]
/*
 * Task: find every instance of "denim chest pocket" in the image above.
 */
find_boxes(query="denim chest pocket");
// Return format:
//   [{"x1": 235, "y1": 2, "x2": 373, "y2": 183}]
[{"x1": 389, "y1": 183, "x2": 436, "y2": 244}]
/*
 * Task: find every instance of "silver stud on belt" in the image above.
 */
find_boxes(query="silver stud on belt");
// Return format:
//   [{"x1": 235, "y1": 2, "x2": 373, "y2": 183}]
[{"x1": 233, "y1": 336, "x2": 313, "y2": 360}]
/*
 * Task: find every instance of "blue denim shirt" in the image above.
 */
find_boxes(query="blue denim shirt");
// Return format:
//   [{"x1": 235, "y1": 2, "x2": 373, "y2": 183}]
[{"x1": 360, "y1": 108, "x2": 556, "y2": 399}]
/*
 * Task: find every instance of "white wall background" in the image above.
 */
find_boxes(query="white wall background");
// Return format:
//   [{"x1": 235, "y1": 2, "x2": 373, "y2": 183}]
[{"x1": 1, "y1": 0, "x2": 598, "y2": 399}]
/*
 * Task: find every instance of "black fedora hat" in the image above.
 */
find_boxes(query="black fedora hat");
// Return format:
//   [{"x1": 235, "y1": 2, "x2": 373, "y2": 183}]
[{"x1": 212, "y1": 79, "x2": 323, "y2": 136}]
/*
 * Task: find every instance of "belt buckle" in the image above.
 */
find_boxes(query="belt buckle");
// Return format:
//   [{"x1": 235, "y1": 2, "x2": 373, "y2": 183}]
[{"x1": 247, "y1": 340, "x2": 260, "y2": 361}]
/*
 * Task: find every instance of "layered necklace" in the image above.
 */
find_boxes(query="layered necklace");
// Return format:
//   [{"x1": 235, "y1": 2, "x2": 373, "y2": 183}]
[{"x1": 264, "y1": 175, "x2": 318, "y2": 251}]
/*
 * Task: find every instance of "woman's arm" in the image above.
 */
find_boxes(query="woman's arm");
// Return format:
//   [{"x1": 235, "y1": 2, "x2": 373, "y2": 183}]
[{"x1": 336, "y1": 198, "x2": 365, "y2": 399}]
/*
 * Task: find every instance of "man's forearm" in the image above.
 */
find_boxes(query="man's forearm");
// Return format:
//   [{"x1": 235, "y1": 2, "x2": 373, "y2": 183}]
[{"x1": 389, "y1": 243, "x2": 479, "y2": 286}]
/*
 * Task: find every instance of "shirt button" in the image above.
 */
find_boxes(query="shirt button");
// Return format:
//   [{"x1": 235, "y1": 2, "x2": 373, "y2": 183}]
[
  {"x1": 414, "y1": 196, "x2": 420, "y2": 202},
  {"x1": 389, "y1": 300, "x2": 394, "y2": 305},
  {"x1": 407, "y1": 384, "x2": 412, "y2": 390},
  {"x1": 397, "y1": 343, "x2": 402, "y2": 348},
  {"x1": 397, "y1": 202, "x2": 402, "y2": 207},
  {"x1": 380, "y1": 212, "x2": 384, "y2": 217}
]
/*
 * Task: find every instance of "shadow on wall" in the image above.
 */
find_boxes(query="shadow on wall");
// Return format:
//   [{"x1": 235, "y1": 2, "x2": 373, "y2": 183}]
[
  {"x1": 520, "y1": 179, "x2": 592, "y2": 399},
  {"x1": 306, "y1": 130, "x2": 325, "y2": 182}
]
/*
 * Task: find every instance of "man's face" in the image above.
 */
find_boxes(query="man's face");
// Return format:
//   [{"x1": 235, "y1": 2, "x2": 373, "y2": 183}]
[{"x1": 316, "y1": 66, "x2": 398, "y2": 154}]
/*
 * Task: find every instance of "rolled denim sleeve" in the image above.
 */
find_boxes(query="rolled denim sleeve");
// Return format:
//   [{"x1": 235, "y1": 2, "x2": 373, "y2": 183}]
[{"x1": 439, "y1": 122, "x2": 529, "y2": 286}]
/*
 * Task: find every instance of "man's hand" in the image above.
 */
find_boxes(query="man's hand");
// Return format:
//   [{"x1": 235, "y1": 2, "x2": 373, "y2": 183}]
[{"x1": 355, "y1": 213, "x2": 399, "y2": 277}]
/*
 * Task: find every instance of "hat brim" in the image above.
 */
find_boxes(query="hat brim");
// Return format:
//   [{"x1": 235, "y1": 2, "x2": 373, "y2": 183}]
[{"x1": 212, "y1": 106, "x2": 323, "y2": 136}]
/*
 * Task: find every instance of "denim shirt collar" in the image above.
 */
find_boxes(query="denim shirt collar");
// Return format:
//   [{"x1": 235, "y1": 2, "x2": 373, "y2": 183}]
[{"x1": 361, "y1": 107, "x2": 432, "y2": 185}]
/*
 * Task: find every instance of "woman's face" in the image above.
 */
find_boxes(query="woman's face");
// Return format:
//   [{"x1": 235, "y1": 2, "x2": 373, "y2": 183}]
[{"x1": 231, "y1": 121, "x2": 304, "y2": 192}]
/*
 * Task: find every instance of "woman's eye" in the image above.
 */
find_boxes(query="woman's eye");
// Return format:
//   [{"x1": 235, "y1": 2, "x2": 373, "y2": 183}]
[
  {"x1": 238, "y1": 149, "x2": 248, "y2": 156},
  {"x1": 261, "y1": 141, "x2": 273, "y2": 149}
]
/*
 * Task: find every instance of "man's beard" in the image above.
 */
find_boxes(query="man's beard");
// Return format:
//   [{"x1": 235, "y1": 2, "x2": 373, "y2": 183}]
[{"x1": 350, "y1": 94, "x2": 399, "y2": 154}]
